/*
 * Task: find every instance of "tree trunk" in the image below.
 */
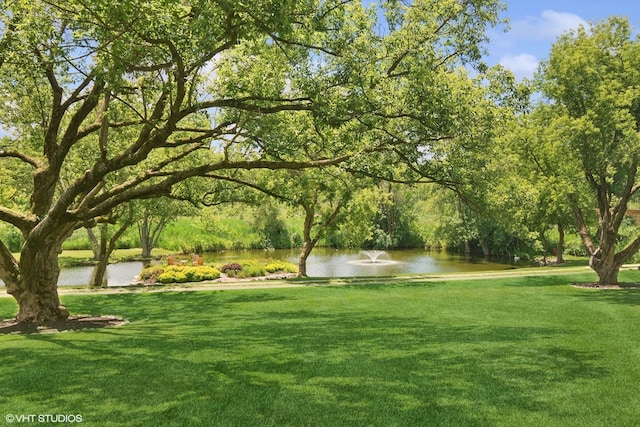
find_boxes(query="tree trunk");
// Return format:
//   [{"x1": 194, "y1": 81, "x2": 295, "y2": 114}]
[
  {"x1": 90, "y1": 257, "x2": 109, "y2": 287},
  {"x1": 594, "y1": 266, "x2": 620, "y2": 285},
  {"x1": 591, "y1": 257, "x2": 622, "y2": 285},
  {"x1": 90, "y1": 224, "x2": 109, "y2": 287},
  {"x1": 298, "y1": 206, "x2": 315, "y2": 278},
  {"x1": 12, "y1": 242, "x2": 69, "y2": 323},
  {"x1": 571, "y1": 202, "x2": 623, "y2": 286},
  {"x1": 141, "y1": 240, "x2": 152, "y2": 258},
  {"x1": 295, "y1": 198, "x2": 343, "y2": 278},
  {"x1": 298, "y1": 239, "x2": 316, "y2": 278},
  {"x1": 138, "y1": 214, "x2": 167, "y2": 258},
  {"x1": 479, "y1": 239, "x2": 490, "y2": 257},
  {"x1": 556, "y1": 222, "x2": 565, "y2": 264},
  {"x1": 140, "y1": 216, "x2": 152, "y2": 258},
  {"x1": 91, "y1": 206, "x2": 134, "y2": 287},
  {"x1": 86, "y1": 227, "x2": 100, "y2": 261},
  {"x1": 590, "y1": 246, "x2": 623, "y2": 285}
]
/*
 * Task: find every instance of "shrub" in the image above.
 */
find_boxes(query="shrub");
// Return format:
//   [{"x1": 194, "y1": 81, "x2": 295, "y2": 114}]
[
  {"x1": 221, "y1": 263, "x2": 243, "y2": 273},
  {"x1": 182, "y1": 266, "x2": 221, "y2": 281},
  {"x1": 0, "y1": 224, "x2": 23, "y2": 252},
  {"x1": 115, "y1": 236, "x2": 136, "y2": 249},
  {"x1": 289, "y1": 232, "x2": 303, "y2": 248},
  {"x1": 149, "y1": 265, "x2": 221, "y2": 284},
  {"x1": 240, "y1": 261, "x2": 266, "y2": 277},
  {"x1": 139, "y1": 265, "x2": 165, "y2": 282},
  {"x1": 564, "y1": 238, "x2": 589, "y2": 257},
  {"x1": 158, "y1": 270, "x2": 189, "y2": 283},
  {"x1": 264, "y1": 261, "x2": 297, "y2": 274},
  {"x1": 216, "y1": 259, "x2": 297, "y2": 277}
]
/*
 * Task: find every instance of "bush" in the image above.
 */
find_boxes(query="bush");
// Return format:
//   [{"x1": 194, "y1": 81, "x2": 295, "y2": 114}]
[
  {"x1": 221, "y1": 263, "x2": 243, "y2": 273},
  {"x1": 144, "y1": 265, "x2": 221, "y2": 284},
  {"x1": 290, "y1": 232, "x2": 303, "y2": 248},
  {"x1": 115, "y1": 236, "x2": 136, "y2": 249},
  {"x1": 0, "y1": 225, "x2": 23, "y2": 252},
  {"x1": 234, "y1": 259, "x2": 297, "y2": 277},
  {"x1": 264, "y1": 261, "x2": 297, "y2": 274},
  {"x1": 139, "y1": 265, "x2": 164, "y2": 282},
  {"x1": 182, "y1": 266, "x2": 221, "y2": 281},
  {"x1": 158, "y1": 270, "x2": 189, "y2": 283},
  {"x1": 240, "y1": 261, "x2": 266, "y2": 277},
  {"x1": 564, "y1": 238, "x2": 589, "y2": 257}
]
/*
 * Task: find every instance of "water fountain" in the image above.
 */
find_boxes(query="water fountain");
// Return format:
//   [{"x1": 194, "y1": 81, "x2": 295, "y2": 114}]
[
  {"x1": 362, "y1": 250, "x2": 387, "y2": 263},
  {"x1": 346, "y1": 250, "x2": 399, "y2": 266}
]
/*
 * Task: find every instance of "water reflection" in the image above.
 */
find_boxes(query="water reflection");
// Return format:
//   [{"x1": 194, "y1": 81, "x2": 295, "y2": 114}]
[
  {"x1": 0, "y1": 248, "x2": 521, "y2": 288},
  {"x1": 0, "y1": 261, "x2": 147, "y2": 288},
  {"x1": 282, "y1": 248, "x2": 518, "y2": 277}
]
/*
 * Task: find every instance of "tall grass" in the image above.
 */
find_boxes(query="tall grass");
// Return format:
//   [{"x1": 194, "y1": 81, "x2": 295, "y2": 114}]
[{"x1": 2, "y1": 270, "x2": 640, "y2": 425}]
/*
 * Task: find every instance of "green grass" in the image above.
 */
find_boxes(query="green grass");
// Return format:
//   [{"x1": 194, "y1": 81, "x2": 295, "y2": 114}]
[
  {"x1": 56, "y1": 248, "x2": 174, "y2": 268},
  {"x1": 2, "y1": 270, "x2": 640, "y2": 426}
]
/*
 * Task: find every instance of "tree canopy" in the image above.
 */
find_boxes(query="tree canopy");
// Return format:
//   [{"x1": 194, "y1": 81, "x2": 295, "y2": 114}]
[
  {"x1": 0, "y1": 0, "x2": 506, "y2": 322},
  {"x1": 533, "y1": 16, "x2": 640, "y2": 284}
]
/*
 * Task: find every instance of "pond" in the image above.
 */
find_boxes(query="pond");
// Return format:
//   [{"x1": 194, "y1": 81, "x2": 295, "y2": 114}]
[
  {"x1": 0, "y1": 248, "x2": 524, "y2": 288},
  {"x1": 0, "y1": 261, "x2": 149, "y2": 288}
]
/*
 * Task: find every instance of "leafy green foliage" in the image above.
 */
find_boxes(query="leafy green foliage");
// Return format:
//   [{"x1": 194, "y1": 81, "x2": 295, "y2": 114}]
[
  {"x1": 533, "y1": 16, "x2": 640, "y2": 282},
  {"x1": 156, "y1": 266, "x2": 221, "y2": 284},
  {"x1": 237, "y1": 261, "x2": 266, "y2": 278},
  {"x1": 264, "y1": 261, "x2": 297, "y2": 274},
  {"x1": 0, "y1": 224, "x2": 23, "y2": 253},
  {"x1": 253, "y1": 202, "x2": 291, "y2": 250},
  {"x1": 337, "y1": 188, "x2": 393, "y2": 248},
  {"x1": 0, "y1": 0, "x2": 521, "y2": 318}
]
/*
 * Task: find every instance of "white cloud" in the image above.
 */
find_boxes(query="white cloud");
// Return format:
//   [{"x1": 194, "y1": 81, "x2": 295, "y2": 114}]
[
  {"x1": 499, "y1": 53, "x2": 539, "y2": 80},
  {"x1": 490, "y1": 10, "x2": 589, "y2": 80},
  {"x1": 510, "y1": 10, "x2": 588, "y2": 40}
]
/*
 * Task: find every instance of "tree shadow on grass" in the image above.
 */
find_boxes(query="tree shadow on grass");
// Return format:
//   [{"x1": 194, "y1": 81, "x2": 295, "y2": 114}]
[
  {"x1": 571, "y1": 288, "x2": 640, "y2": 306},
  {"x1": 0, "y1": 290, "x2": 611, "y2": 426},
  {"x1": 225, "y1": 293, "x2": 293, "y2": 304},
  {"x1": 0, "y1": 315, "x2": 126, "y2": 335},
  {"x1": 504, "y1": 274, "x2": 596, "y2": 288}
]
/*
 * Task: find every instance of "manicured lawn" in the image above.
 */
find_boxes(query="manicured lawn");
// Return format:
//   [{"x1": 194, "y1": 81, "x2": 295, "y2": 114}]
[{"x1": 1, "y1": 270, "x2": 640, "y2": 426}]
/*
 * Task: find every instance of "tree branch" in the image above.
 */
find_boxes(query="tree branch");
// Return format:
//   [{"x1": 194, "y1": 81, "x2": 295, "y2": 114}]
[
  {"x1": 569, "y1": 196, "x2": 597, "y2": 256},
  {"x1": 611, "y1": 158, "x2": 638, "y2": 232},
  {"x1": 74, "y1": 154, "x2": 356, "y2": 221},
  {"x1": 0, "y1": 206, "x2": 35, "y2": 235},
  {"x1": 616, "y1": 233, "x2": 640, "y2": 264},
  {"x1": 0, "y1": 238, "x2": 20, "y2": 292},
  {"x1": 0, "y1": 149, "x2": 40, "y2": 168},
  {"x1": 191, "y1": 96, "x2": 313, "y2": 116}
]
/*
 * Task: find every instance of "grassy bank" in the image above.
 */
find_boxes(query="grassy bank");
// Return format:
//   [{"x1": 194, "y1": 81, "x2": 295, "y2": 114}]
[
  {"x1": 1, "y1": 271, "x2": 640, "y2": 426},
  {"x1": 57, "y1": 248, "x2": 174, "y2": 268}
]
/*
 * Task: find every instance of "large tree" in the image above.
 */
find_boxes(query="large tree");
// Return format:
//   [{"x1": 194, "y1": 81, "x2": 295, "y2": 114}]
[
  {"x1": 535, "y1": 17, "x2": 640, "y2": 284},
  {"x1": 0, "y1": 0, "x2": 505, "y2": 322},
  {"x1": 0, "y1": 0, "x2": 373, "y2": 322}
]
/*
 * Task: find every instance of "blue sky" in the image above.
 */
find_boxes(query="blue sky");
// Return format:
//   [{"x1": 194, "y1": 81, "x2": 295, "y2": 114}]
[{"x1": 488, "y1": 1, "x2": 640, "y2": 79}]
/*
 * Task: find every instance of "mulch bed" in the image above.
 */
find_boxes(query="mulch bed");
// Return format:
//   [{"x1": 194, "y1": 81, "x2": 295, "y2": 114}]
[
  {"x1": 0, "y1": 315, "x2": 127, "y2": 335},
  {"x1": 571, "y1": 283, "x2": 640, "y2": 289}
]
